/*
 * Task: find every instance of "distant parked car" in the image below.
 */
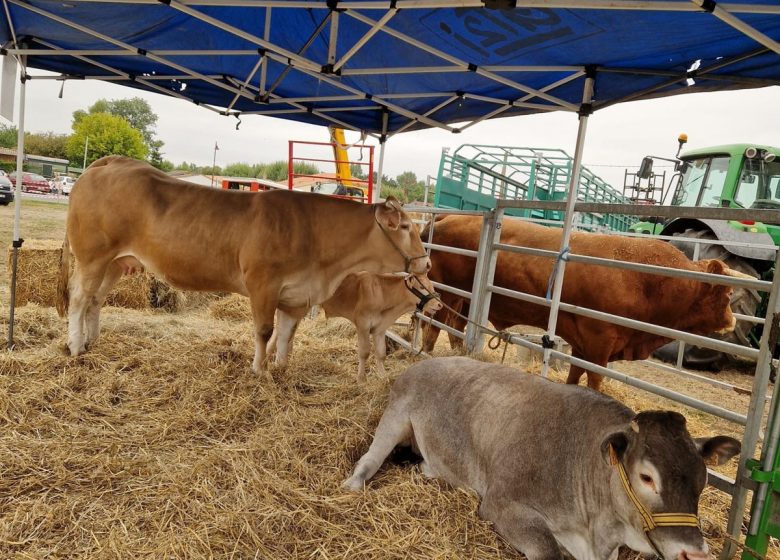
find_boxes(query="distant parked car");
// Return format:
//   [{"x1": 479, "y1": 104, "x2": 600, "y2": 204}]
[
  {"x1": 60, "y1": 176, "x2": 77, "y2": 195},
  {"x1": 9, "y1": 171, "x2": 51, "y2": 194},
  {"x1": 0, "y1": 173, "x2": 14, "y2": 205}
]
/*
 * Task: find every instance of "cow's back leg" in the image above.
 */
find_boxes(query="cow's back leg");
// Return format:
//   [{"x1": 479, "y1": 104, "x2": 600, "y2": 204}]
[
  {"x1": 355, "y1": 322, "x2": 372, "y2": 382},
  {"x1": 248, "y1": 290, "x2": 279, "y2": 377},
  {"x1": 447, "y1": 297, "x2": 467, "y2": 349},
  {"x1": 479, "y1": 494, "x2": 563, "y2": 560},
  {"x1": 342, "y1": 398, "x2": 412, "y2": 491},
  {"x1": 68, "y1": 259, "x2": 112, "y2": 355},
  {"x1": 84, "y1": 260, "x2": 123, "y2": 347},
  {"x1": 565, "y1": 350, "x2": 605, "y2": 391},
  {"x1": 373, "y1": 330, "x2": 387, "y2": 377},
  {"x1": 422, "y1": 293, "x2": 464, "y2": 352},
  {"x1": 273, "y1": 308, "x2": 306, "y2": 367}
]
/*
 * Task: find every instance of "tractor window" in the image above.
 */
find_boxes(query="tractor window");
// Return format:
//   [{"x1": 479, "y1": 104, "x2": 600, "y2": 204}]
[
  {"x1": 735, "y1": 158, "x2": 780, "y2": 208},
  {"x1": 700, "y1": 156, "x2": 730, "y2": 206},
  {"x1": 674, "y1": 157, "x2": 708, "y2": 206}
]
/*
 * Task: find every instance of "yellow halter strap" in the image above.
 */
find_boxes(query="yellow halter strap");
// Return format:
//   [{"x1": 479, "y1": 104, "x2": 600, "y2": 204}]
[{"x1": 608, "y1": 444, "x2": 700, "y2": 533}]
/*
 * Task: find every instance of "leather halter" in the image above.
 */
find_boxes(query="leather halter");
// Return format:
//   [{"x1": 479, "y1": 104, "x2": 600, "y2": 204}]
[
  {"x1": 404, "y1": 275, "x2": 440, "y2": 312},
  {"x1": 374, "y1": 212, "x2": 428, "y2": 273},
  {"x1": 608, "y1": 444, "x2": 700, "y2": 558}
]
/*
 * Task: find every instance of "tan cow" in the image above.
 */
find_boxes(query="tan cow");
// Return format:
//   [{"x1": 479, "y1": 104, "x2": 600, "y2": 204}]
[
  {"x1": 56, "y1": 156, "x2": 430, "y2": 376},
  {"x1": 270, "y1": 273, "x2": 443, "y2": 380},
  {"x1": 420, "y1": 215, "x2": 742, "y2": 391}
]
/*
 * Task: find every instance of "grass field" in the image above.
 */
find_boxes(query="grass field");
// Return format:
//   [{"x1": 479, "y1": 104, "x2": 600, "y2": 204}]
[{"x1": 0, "y1": 199, "x2": 776, "y2": 559}]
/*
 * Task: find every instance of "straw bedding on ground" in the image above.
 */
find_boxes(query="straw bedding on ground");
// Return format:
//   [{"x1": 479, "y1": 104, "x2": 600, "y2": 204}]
[{"x1": 0, "y1": 299, "x2": 775, "y2": 559}]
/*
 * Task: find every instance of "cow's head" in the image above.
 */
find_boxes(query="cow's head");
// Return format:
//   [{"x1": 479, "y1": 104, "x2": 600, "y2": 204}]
[
  {"x1": 374, "y1": 197, "x2": 431, "y2": 275},
  {"x1": 601, "y1": 411, "x2": 740, "y2": 560},
  {"x1": 684, "y1": 259, "x2": 738, "y2": 336},
  {"x1": 406, "y1": 274, "x2": 444, "y2": 314}
]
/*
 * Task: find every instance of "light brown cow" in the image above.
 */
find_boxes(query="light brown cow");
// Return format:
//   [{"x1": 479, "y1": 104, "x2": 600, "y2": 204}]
[
  {"x1": 270, "y1": 273, "x2": 443, "y2": 380},
  {"x1": 420, "y1": 215, "x2": 742, "y2": 391},
  {"x1": 56, "y1": 156, "x2": 430, "y2": 376}
]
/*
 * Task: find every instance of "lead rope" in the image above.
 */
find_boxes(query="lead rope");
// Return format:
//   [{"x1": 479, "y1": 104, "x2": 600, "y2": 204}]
[{"x1": 412, "y1": 292, "x2": 514, "y2": 362}]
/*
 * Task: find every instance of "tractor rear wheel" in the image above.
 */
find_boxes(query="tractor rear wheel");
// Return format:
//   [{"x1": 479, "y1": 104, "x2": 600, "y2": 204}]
[{"x1": 653, "y1": 228, "x2": 761, "y2": 370}]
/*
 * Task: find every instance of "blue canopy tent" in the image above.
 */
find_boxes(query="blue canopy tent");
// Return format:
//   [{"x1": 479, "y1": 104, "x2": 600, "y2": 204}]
[{"x1": 2, "y1": 2, "x2": 780, "y2": 557}]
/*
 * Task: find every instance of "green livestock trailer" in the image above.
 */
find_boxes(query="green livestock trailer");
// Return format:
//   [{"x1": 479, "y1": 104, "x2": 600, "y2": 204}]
[{"x1": 433, "y1": 144, "x2": 636, "y2": 232}]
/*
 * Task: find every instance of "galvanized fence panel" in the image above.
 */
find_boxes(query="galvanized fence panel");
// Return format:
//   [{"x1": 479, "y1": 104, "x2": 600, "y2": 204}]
[{"x1": 399, "y1": 200, "x2": 780, "y2": 559}]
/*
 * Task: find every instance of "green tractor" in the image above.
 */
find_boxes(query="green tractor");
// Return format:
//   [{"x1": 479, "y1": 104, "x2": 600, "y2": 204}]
[{"x1": 626, "y1": 136, "x2": 780, "y2": 369}]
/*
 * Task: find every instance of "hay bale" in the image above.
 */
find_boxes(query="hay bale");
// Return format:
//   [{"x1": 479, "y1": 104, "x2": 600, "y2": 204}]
[
  {"x1": 6, "y1": 239, "x2": 62, "y2": 307},
  {"x1": 209, "y1": 293, "x2": 251, "y2": 321},
  {"x1": 6, "y1": 241, "x2": 198, "y2": 312}
]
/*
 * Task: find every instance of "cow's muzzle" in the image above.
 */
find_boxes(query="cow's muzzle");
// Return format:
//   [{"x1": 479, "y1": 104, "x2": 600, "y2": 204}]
[{"x1": 405, "y1": 276, "x2": 441, "y2": 312}]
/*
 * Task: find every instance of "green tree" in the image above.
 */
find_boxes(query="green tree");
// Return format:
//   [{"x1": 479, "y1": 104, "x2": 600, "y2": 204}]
[
  {"x1": 223, "y1": 162, "x2": 256, "y2": 177},
  {"x1": 74, "y1": 97, "x2": 163, "y2": 166},
  {"x1": 25, "y1": 131, "x2": 70, "y2": 161},
  {"x1": 0, "y1": 124, "x2": 18, "y2": 148},
  {"x1": 85, "y1": 98, "x2": 158, "y2": 146},
  {"x1": 67, "y1": 112, "x2": 147, "y2": 166},
  {"x1": 158, "y1": 160, "x2": 175, "y2": 172},
  {"x1": 350, "y1": 163, "x2": 367, "y2": 180}
]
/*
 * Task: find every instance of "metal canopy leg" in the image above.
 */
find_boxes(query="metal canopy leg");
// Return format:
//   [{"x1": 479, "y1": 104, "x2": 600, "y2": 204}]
[
  {"x1": 373, "y1": 109, "x2": 389, "y2": 204},
  {"x1": 6, "y1": 60, "x2": 26, "y2": 350},
  {"x1": 540, "y1": 70, "x2": 595, "y2": 378}
]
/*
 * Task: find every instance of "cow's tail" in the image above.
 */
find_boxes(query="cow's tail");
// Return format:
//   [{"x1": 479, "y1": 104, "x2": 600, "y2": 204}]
[{"x1": 55, "y1": 233, "x2": 71, "y2": 318}]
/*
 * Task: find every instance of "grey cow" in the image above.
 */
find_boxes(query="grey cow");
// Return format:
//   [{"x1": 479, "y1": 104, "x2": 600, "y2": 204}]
[{"x1": 343, "y1": 357, "x2": 740, "y2": 560}]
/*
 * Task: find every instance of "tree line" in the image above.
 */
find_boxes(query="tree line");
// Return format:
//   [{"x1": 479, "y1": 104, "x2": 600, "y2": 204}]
[{"x1": 0, "y1": 96, "x2": 433, "y2": 202}]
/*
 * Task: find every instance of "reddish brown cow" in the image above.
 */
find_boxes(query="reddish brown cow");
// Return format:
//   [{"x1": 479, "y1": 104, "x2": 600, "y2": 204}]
[
  {"x1": 56, "y1": 156, "x2": 430, "y2": 376},
  {"x1": 269, "y1": 273, "x2": 442, "y2": 380},
  {"x1": 421, "y1": 215, "x2": 741, "y2": 391}
]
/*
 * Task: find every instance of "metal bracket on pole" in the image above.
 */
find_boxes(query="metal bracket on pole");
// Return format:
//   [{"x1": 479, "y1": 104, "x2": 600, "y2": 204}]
[{"x1": 464, "y1": 208, "x2": 501, "y2": 354}]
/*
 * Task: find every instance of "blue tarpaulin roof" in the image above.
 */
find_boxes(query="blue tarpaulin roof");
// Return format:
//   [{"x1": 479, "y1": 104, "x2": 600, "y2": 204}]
[{"x1": 1, "y1": 1, "x2": 779, "y2": 136}]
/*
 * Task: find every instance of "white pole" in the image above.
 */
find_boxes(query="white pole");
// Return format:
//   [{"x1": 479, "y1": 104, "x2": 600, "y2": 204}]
[
  {"x1": 540, "y1": 73, "x2": 595, "y2": 378},
  {"x1": 211, "y1": 141, "x2": 218, "y2": 187},
  {"x1": 374, "y1": 140, "x2": 386, "y2": 203},
  {"x1": 82, "y1": 136, "x2": 89, "y2": 170},
  {"x1": 7, "y1": 59, "x2": 27, "y2": 349}
]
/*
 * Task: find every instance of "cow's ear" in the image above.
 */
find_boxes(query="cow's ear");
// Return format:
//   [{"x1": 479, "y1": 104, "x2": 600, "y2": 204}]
[
  {"x1": 376, "y1": 198, "x2": 401, "y2": 230},
  {"x1": 703, "y1": 259, "x2": 727, "y2": 276},
  {"x1": 600, "y1": 431, "x2": 629, "y2": 466},
  {"x1": 694, "y1": 435, "x2": 741, "y2": 466}
]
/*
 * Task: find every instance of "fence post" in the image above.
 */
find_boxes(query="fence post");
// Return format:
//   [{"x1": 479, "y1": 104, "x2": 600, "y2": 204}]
[
  {"x1": 722, "y1": 248, "x2": 780, "y2": 559},
  {"x1": 464, "y1": 208, "x2": 502, "y2": 354}
]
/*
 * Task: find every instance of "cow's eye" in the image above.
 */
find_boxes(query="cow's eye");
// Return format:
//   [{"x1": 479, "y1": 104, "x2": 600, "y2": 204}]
[
  {"x1": 640, "y1": 474, "x2": 653, "y2": 484},
  {"x1": 400, "y1": 224, "x2": 411, "y2": 231}
]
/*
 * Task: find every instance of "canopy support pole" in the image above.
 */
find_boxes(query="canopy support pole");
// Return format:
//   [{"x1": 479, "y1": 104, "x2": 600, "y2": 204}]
[
  {"x1": 540, "y1": 70, "x2": 595, "y2": 379},
  {"x1": 374, "y1": 140, "x2": 386, "y2": 204},
  {"x1": 373, "y1": 109, "x2": 389, "y2": 204},
  {"x1": 7, "y1": 59, "x2": 26, "y2": 350}
]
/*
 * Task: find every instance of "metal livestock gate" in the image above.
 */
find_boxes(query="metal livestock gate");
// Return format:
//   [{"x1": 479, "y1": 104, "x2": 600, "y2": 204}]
[{"x1": 397, "y1": 199, "x2": 780, "y2": 560}]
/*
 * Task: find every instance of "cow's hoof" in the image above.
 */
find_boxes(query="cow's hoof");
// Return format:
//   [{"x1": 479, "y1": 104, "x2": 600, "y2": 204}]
[{"x1": 341, "y1": 477, "x2": 364, "y2": 492}]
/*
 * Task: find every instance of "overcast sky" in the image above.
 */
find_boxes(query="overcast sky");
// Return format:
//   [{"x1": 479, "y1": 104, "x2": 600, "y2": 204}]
[{"x1": 3, "y1": 73, "x2": 779, "y2": 192}]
